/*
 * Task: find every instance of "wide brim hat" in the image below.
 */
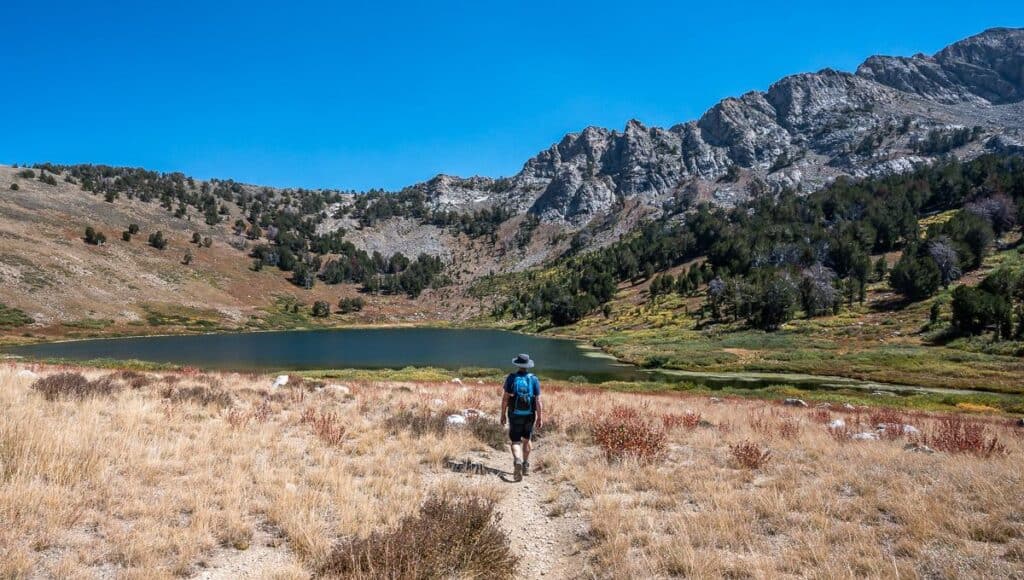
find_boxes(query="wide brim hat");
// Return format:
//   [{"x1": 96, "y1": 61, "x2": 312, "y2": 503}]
[{"x1": 512, "y1": 353, "x2": 535, "y2": 368}]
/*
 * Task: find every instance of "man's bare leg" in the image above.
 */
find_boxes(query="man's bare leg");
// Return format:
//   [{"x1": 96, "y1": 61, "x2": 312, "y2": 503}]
[{"x1": 511, "y1": 442, "x2": 524, "y2": 481}]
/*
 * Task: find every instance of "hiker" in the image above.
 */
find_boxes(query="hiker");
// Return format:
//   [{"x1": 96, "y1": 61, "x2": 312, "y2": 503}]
[{"x1": 501, "y1": 353, "x2": 543, "y2": 481}]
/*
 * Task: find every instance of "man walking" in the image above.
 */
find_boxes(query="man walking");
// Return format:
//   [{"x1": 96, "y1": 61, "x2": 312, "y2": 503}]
[{"x1": 501, "y1": 353, "x2": 543, "y2": 482}]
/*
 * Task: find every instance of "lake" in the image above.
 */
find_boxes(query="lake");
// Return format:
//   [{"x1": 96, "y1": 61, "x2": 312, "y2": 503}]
[
  {"x1": 6, "y1": 328, "x2": 628, "y2": 378},
  {"x1": 7, "y1": 328, "x2": 1013, "y2": 397}
]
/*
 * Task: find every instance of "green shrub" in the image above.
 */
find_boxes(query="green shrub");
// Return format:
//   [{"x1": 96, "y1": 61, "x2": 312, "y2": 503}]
[
  {"x1": 311, "y1": 300, "x2": 331, "y2": 317},
  {"x1": 890, "y1": 249, "x2": 941, "y2": 300},
  {"x1": 0, "y1": 303, "x2": 33, "y2": 327},
  {"x1": 148, "y1": 230, "x2": 167, "y2": 249},
  {"x1": 84, "y1": 226, "x2": 106, "y2": 245},
  {"x1": 951, "y1": 286, "x2": 1012, "y2": 337},
  {"x1": 338, "y1": 297, "x2": 365, "y2": 314}
]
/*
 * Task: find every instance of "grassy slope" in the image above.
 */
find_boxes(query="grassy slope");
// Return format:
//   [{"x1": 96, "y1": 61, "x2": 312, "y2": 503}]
[
  {"x1": 0, "y1": 166, "x2": 474, "y2": 344},
  {"x1": 539, "y1": 243, "x2": 1024, "y2": 396}
]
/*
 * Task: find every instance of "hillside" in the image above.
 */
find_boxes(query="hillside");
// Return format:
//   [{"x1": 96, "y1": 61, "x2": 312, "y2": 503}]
[{"x1": 0, "y1": 165, "x2": 475, "y2": 341}]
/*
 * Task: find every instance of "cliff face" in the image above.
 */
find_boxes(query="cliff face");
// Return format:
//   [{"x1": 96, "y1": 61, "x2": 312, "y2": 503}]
[{"x1": 407, "y1": 28, "x2": 1024, "y2": 228}]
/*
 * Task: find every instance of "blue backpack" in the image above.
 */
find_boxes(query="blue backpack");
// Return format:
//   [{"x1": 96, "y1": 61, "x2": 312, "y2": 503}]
[{"x1": 511, "y1": 373, "x2": 537, "y2": 416}]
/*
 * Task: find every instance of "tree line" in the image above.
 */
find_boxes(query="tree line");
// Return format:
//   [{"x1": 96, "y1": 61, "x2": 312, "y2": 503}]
[{"x1": 489, "y1": 154, "x2": 1024, "y2": 329}]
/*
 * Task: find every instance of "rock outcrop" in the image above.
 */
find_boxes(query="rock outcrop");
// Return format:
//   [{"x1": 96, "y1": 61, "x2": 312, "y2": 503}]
[{"x1": 404, "y1": 28, "x2": 1024, "y2": 229}]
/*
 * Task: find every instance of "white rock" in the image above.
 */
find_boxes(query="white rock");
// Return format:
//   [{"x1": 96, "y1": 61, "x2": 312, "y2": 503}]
[
  {"x1": 828, "y1": 419, "x2": 846, "y2": 429},
  {"x1": 851, "y1": 432, "x2": 879, "y2": 441},
  {"x1": 16, "y1": 370, "x2": 38, "y2": 379},
  {"x1": 431, "y1": 398, "x2": 446, "y2": 407},
  {"x1": 272, "y1": 375, "x2": 289, "y2": 388},
  {"x1": 446, "y1": 414, "x2": 467, "y2": 426},
  {"x1": 477, "y1": 380, "x2": 484, "y2": 385},
  {"x1": 783, "y1": 398, "x2": 808, "y2": 407},
  {"x1": 842, "y1": 403, "x2": 857, "y2": 411},
  {"x1": 461, "y1": 408, "x2": 487, "y2": 419},
  {"x1": 451, "y1": 378, "x2": 463, "y2": 385},
  {"x1": 709, "y1": 397, "x2": 724, "y2": 404}
]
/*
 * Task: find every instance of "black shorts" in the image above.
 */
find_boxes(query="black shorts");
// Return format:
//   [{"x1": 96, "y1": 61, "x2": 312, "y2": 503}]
[{"x1": 508, "y1": 414, "x2": 535, "y2": 442}]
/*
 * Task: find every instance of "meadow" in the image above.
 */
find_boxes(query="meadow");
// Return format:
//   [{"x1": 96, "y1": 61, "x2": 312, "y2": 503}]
[{"x1": 2, "y1": 363, "x2": 1023, "y2": 578}]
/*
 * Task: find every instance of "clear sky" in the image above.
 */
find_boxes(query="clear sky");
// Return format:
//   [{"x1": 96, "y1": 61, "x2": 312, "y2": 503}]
[{"x1": 4, "y1": 1, "x2": 1022, "y2": 191}]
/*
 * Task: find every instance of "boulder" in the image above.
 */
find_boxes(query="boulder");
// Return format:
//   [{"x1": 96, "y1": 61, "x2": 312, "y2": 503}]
[
  {"x1": 828, "y1": 419, "x2": 846, "y2": 429},
  {"x1": 783, "y1": 398, "x2": 809, "y2": 408},
  {"x1": 446, "y1": 414, "x2": 467, "y2": 427},
  {"x1": 851, "y1": 432, "x2": 880, "y2": 441},
  {"x1": 451, "y1": 378, "x2": 463, "y2": 385},
  {"x1": 876, "y1": 423, "x2": 920, "y2": 435},
  {"x1": 272, "y1": 375, "x2": 289, "y2": 388},
  {"x1": 16, "y1": 369, "x2": 38, "y2": 379},
  {"x1": 709, "y1": 397, "x2": 724, "y2": 404},
  {"x1": 431, "y1": 398, "x2": 446, "y2": 407}
]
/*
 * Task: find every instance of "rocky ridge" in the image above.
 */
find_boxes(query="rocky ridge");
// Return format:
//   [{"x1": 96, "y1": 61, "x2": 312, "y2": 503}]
[{"x1": 396, "y1": 28, "x2": 1024, "y2": 230}]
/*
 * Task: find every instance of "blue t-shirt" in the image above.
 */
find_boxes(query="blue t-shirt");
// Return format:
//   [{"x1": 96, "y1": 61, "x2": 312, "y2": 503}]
[{"x1": 504, "y1": 372, "x2": 540, "y2": 415}]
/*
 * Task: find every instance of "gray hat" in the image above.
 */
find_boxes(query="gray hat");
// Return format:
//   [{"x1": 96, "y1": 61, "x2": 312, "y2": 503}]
[{"x1": 512, "y1": 353, "x2": 535, "y2": 368}]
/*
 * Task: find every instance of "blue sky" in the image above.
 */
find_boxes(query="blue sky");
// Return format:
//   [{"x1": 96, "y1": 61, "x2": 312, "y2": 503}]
[{"x1": 4, "y1": 1, "x2": 1022, "y2": 190}]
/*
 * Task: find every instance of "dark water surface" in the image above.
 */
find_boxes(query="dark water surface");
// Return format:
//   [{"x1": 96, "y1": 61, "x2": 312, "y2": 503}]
[
  {"x1": 7, "y1": 328, "x2": 627, "y2": 378},
  {"x1": 8, "y1": 329, "x2": 1010, "y2": 396}
]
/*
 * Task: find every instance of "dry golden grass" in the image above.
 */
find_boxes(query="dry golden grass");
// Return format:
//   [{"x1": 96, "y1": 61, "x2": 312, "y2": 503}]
[
  {"x1": 0, "y1": 364, "x2": 500, "y2": 578},
  {"x1": 1, "y1": 363, "x2": 1022, "y2": 578}
]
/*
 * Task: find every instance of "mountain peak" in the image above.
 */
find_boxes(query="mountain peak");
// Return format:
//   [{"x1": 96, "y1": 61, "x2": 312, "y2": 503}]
[{"x1": 407, "y1": 28, "x2": 1024, "y2": 230}]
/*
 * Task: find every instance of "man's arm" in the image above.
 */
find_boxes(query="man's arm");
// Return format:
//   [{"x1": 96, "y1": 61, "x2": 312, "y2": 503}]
[
  {"x1": 501, "y1": 391, "x2": 510, "y2": 425},
  {"x1": 534, "y1": 377, "x2": 542, "y2": 429},
  {"x1": 534, "y1": 395, "x2": 543, "y2": 429}
]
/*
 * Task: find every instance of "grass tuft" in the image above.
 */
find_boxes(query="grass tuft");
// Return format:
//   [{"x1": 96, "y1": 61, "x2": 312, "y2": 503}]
[{"x1": 319, "y1": 492, "x2": 515, "y2": 579}]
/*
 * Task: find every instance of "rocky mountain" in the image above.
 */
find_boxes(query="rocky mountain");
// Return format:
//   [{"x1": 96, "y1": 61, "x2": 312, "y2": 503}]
[{"x1": 400, "y1": 27, "x2": 1024, "y2": 230}]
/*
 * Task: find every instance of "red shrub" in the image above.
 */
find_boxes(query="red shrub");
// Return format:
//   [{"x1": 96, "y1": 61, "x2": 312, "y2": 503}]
[
  {"x1": 662, "y1": 411, "x2": 701, "y2": 431},
  {"x1": 776, "y1": 416, "x2": 801, "y2": 440},
  {"x1": 301, "y1": 408, "x2": 347, "y2": 446},
  {"x1": 226, "y1": 408, "x2": 250, "y2": 429},
  {"x1": 730, "y1": 440, "x2": 771, "y2": 469},
  {"x1": 593, "y1": 407, "x2": 666, "y2": 462},
  {"x1": 916, "y1": 416, "x2": 1007, "y2": 457}
]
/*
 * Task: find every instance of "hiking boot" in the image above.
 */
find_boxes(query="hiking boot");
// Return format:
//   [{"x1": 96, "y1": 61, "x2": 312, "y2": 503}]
[
  {"x1": 513, "y1": 461, "x2": 523, "y2": 482},
  {"x1": 522, "y1": 460, "x2": 530, "y2": 476}
]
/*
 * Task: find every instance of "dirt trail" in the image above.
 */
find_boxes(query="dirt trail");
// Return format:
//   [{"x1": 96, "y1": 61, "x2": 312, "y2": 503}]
[
  {"x1": 445, "y1": 444, "x2": 586, "y2": 579},
  {"x1": 196, "y1": 445, "x2": 586, "y2": 579}
]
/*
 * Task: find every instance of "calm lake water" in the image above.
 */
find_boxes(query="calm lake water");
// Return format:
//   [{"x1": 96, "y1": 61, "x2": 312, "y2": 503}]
[
  {"x1": 8, "y1": 328, "x2": 1010, "y2": 396},
  {"x1": 7, "y1": 328, "x2": 628, "y2": 378}
]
